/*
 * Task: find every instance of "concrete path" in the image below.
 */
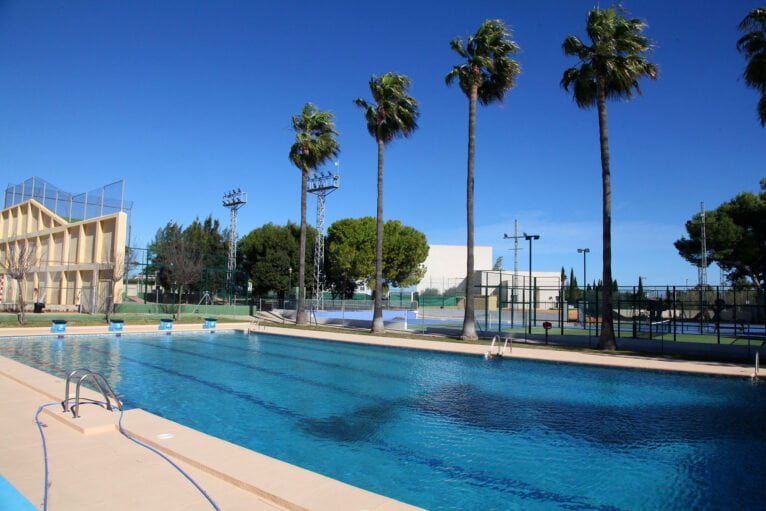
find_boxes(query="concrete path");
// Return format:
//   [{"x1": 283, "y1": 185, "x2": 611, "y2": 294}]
[{"x1": 0, "y1": 368, "x2": 283, "y2": 511}]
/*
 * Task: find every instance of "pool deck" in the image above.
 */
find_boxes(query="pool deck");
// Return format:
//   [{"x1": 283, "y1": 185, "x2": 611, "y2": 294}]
[{"x1": 0, "y1": 322, "x2": 758, "y2": 510}]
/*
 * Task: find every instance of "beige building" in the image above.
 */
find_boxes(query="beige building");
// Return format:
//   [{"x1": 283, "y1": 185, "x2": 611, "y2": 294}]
[{"x1": 0, "y1": 178, "x2": 130, "y2": 312}]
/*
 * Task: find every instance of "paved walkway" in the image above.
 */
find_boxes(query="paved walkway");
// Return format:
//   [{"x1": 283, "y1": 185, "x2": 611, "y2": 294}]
[{"x1": 0, "y1": 367, "x2": 283, "y2": 511}]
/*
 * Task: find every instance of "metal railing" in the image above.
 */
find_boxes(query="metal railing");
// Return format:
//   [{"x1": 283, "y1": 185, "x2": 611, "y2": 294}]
[{"x1": 61, "y1": 368, "x2": 123, "y2": 418}]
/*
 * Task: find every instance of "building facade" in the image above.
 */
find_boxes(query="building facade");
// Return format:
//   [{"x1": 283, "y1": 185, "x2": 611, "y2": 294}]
[{"x1": 0, "y1": 178, "x2": 130, "y2": 312}]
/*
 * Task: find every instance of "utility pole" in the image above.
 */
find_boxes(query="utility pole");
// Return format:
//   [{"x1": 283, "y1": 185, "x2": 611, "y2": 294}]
[{"x1": 503, "y1": 220, "x2": 523, "y2": 306}]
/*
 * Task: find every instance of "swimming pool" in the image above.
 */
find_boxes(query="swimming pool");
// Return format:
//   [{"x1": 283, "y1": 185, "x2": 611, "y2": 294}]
[{"x1": 1, "y1": 331, "x2": 764, "y2": 510}]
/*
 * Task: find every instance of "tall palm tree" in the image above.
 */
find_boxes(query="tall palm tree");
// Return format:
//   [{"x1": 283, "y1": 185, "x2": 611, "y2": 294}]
[
  {"x1": 561, "y1": 6, "x2": 657, "y2": 350},
  {"x1": 355, "y1": 73, "x2": 419, "y2": 333},
  {"x1": 446, "y1": 19, "x2": 520, "y2": 341},
  {"x1": 737, "y1": 7, "x2": 766, "y2": 126},
  {"x1": 289, "y1": 103, "x2": 340, "y2": 325}
]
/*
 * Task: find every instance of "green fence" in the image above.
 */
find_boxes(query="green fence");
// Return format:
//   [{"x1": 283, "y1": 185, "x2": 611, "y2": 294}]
[{"x1": 115, "y1": 303, "x2": 252, "y2": 315}]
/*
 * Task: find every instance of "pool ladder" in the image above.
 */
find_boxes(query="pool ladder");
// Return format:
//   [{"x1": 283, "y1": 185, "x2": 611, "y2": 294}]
[
  {"x1": 248, "y1": 318, "x2": 265, "y2": 333},
  {"x1": 485, "y1": 335, "x2": 512, "y2": 359},
  {"x1": 754, "y1": 352, "x2": 761, "y2": 383},
  {"x1": 61, "y1": 368, "x2": 123, "y2": 418}
]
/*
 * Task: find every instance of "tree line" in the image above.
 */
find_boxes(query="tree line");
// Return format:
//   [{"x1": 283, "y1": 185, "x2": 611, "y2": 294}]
[{"x1": 147, "y1": 215, "x2": 428, "y2": 304}]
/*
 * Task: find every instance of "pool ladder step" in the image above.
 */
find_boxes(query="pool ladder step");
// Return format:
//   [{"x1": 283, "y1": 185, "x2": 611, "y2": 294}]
[
  {"x1": 485, "y1": 335, "x2": 512, "y2": 359},
  {"x1": 61, "y1": 368, "x2": 123, "y2": 418}
]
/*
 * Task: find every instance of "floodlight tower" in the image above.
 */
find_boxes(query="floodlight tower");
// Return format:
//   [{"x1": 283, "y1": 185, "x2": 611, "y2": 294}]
[
  {"x1": 307, "y1": 164, "x2": 340, "y2": 311},
  {"x1": 222, "y1": 188, "x2": 247, "y2": 302}
]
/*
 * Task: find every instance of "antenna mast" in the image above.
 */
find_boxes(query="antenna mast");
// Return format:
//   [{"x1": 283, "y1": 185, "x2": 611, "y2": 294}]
[{"x1": 502, "y1": 219, "x2": 524, "y2": 302}]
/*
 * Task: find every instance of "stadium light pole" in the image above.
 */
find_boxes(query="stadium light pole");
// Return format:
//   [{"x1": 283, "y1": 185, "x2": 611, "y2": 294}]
[
  {"x1": 524, "y1": 233, "x2": 540, "y2": 335},
  {"x1": 577, "y1": 248, "x2": 590, "y2": 331},
  {"x1": 577, "y1": 248, "x2": 590, "y2": 297}
]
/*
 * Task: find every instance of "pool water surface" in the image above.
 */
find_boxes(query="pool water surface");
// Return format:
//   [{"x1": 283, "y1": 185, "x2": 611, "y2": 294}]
[{"x1": 1, "y1": 331, "x2": 764, "y2": 510}]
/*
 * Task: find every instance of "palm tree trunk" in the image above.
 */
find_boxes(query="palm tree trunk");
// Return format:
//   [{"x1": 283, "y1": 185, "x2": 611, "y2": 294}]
[
  {"x1": 372, "y1": 138, "x2": 386, "y2": 333},
  {"x1": 461, "y1": 85, "x2": 478, "y2": 340},
  {"x1": 297, "y1": 167, "x2": 308, "y2": 325},
  {"x1": 596, "y1": 77, "x2": 616, "y2": 350}
]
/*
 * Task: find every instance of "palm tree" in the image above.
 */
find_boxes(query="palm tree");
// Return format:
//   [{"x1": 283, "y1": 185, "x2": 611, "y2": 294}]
[
  {"x1": 289, "y1": 103, "x2": 340, "y2": 325},
  {"x1": 355, "y1": 73, "x2": 419, "y2": 333},
  {"x1": 446, "y1": 19, "x2": 520, "y2": 341},
  {"x1": 561, "y1": 6, "x2": 657, "y2": 350},
  {"x1": 737, "y1": 7, "x2": 766, "y2": 126}
]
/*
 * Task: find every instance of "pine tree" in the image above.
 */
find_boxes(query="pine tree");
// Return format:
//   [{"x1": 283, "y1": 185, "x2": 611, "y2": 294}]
[{"x1": 568, "y1": 268, "x2": 580, "y2": 303}]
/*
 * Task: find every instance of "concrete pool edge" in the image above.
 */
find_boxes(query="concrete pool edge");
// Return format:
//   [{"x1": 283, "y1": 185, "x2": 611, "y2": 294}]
[
  {"x1": 0, "y1": 354, "x2": 423, "y2": 511},
  {"x1": 253, "y1": 324, "x2": 758, "y2": 379},
  {"x1": 0, "y1": 321, "x2": 758, "y2": 378}
]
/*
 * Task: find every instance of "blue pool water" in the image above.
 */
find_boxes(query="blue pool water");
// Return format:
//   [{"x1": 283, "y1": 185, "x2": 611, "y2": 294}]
[
  {"x1": 0, "y1": 474, "x2": 37, "y2": 511},
  {"x1": 1, "y1": 332, "x2": 764, "y2": 510}
]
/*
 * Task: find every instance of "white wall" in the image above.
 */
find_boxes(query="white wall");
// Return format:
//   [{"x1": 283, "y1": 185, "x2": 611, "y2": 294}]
[
  {"x1": 480, "y1": 270, "x2": 563, "y2": 306},
  {"x1": 416, "y1": 244, "x2": 493, "y2": 292}
]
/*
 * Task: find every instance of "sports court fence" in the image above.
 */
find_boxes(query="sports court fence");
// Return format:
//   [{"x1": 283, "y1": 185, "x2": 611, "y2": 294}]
[
  {"x1": 4, "y1": 176, "x2": 132, "y2": 225},
  {"x1": 405, "y1": 284, "x2": 766, "y2": 346}
]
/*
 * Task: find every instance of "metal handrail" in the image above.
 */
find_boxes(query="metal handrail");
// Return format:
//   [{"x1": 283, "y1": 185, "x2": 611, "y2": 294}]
[
  {"x1": 485, "y1": 335, "x2": 512, "y2": 359},
  {"x1": 62, "y1": 368, "x2": 123, "y2": 418},
  {"x1": 61, "y1": 368, "x2": 91, "y2": 413}
]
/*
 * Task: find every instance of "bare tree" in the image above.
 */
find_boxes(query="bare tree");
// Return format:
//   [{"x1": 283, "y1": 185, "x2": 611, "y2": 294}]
[
  {"x1": 0, "y1": 242, "x2": 39, "y2": 324},
  {"x1": 101, "y1": 245, "x2": 138, "y2": 323},
  {"x1": 165, "y1": 240, "x2": 203, "y2": 320}
]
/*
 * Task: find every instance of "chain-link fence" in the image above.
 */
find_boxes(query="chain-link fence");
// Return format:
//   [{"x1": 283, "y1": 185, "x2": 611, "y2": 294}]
[
  {"x1": 400, "y1": 285, "x2": 765, "y2": 347},
  {"x1": 0, "y1": 283, "x2": 113, "y2": 313},
  {"x1": 130, "y1": 247, "x2": 251, "y2": 308},
  {"x1": 4, "y1": 176, "x2": 132, "y2": 228}
]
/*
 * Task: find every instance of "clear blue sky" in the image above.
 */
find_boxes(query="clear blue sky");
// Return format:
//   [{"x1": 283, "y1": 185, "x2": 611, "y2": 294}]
[{"x1": 1, "y1": 0, "x2": 762, "y2": 287}]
